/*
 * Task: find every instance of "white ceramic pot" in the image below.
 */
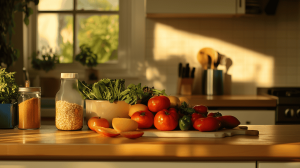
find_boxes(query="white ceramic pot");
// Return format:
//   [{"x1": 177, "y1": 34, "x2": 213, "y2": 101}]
[{"x1": 85, "y1": 100, "x2": 131, "y2": 127}]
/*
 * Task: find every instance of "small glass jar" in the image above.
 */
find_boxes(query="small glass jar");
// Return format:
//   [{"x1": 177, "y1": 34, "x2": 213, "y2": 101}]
[
  {"x1": 55, "y1": 73, "x2": 84, "y2": 131},
  {"x1": 18, "y1": 87, "x2": 41, "y2": 130}
]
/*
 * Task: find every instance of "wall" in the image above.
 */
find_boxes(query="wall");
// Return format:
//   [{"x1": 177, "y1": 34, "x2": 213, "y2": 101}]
[{"x1": 128, "y1": 0, "x2": 300, "y2": 95}]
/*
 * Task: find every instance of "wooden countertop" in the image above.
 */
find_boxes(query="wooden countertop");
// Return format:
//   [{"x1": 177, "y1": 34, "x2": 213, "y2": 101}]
[
  {"x1": 182, "y1": 95, "x2": 277, "y2": 107},
  {"x1": 0, "y1": 125, "x2": 299, "y2": 161}
]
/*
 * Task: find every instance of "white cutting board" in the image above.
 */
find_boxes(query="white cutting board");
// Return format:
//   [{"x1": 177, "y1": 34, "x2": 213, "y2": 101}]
[{"x1": 142, "y1": 126, "x2": 259, "y2": 138}]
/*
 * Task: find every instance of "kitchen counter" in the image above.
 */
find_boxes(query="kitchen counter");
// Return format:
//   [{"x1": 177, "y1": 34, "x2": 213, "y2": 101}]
[
  {"x1": 0, "y1": 125, "x2": 299, "y2": 161},
  {"x1": 182, "y1": 95, "x2": 277, "y2": 107}
]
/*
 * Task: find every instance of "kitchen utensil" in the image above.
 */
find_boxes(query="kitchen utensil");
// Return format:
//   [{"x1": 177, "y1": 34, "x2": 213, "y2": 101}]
[
  {"x1": 197, "y1": 47, "x2": 217, "y2": 69},
  {"x1": 178, "y1": 63, "x2": 182, "y2": 77},
  {"x1": 214, "y1": 52, "x2": 222, "y2": 69},
  {"x1": 181, "y1": 67, "x2": 186, "y2": 78},
  {"x1": 203, "y1": 69, "x2": 224, "y2": 95},
  {"x1": 191, "y1": 68, "x2": 195, "y2": 78},
  {"x1": 185, "y1": 63, "x2": 190, "y2": 78},
  {"x1": 207, "y1": 55, "x2": 212, "y2": 69},
  {"x1": 142, "y1": 126, "x2": 259, "y2": 138}
]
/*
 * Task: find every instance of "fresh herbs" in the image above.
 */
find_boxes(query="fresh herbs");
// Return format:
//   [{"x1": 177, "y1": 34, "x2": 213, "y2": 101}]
[
  {"x1": 178, "y1": 101, "x2": 195, "y2": 115},
  {"x1": 77, "y1": 79, "x2": 167, "y2": 105},
  {"x1": 0, "y1": 67, "x2": 19, "y2": 104}
]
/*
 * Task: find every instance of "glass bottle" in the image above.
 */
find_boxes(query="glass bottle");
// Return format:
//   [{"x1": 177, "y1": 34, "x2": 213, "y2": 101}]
[
  {"x1": 18, "y1": 87, "x2": 41, "y2": 130},
  {"x1": 55, "y1": 73, "x2": 84, "y2": 130}
]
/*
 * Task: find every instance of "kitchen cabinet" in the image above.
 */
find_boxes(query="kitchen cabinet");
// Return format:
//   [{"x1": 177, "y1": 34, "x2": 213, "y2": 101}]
[
  {"x1": 257, "y1": 162, "x2": 300, "y2": 168},
  {"x1": 210, "y1": 110, "x2": 276, "y2": 125},
  {"x1": 0, "y1": 161, "x2": 256, "y2": 168},
  {"x1": 146, "y1": 0, "x2": 245, "y2": 18}
]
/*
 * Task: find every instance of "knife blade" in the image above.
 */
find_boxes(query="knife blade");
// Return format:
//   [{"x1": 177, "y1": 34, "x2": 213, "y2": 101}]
[{"x1": 178, "y1": 63, "x2": 182, "y2": 77}]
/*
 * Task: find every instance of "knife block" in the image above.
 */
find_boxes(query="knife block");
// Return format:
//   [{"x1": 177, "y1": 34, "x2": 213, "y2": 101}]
[{"x1": 177, "y1": 78, "x2": 194, "y2": 95}]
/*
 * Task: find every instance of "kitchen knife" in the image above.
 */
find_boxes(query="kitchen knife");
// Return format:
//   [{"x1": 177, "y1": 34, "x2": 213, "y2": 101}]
[
  {"x1": 191, "y1": 67, "x2": 195, "y2": 78},
  {"x1": 178, "y1": 63, "x2": 183, "y2": 77},
  {"x1": 185, "y1": 63, "x2": 190, "y2": 78},
  {"x1": 181, "y1": 67, "x2": 186, "y2": 78}
]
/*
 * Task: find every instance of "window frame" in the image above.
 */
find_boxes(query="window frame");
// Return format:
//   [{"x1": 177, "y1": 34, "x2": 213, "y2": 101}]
[{"x1": 24, "y1": 0, "x2": 145, "y2": 80}]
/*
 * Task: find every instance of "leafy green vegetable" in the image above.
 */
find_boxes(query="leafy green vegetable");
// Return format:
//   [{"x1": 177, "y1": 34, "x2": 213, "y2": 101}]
[
  {"x1": 0, "y1": 67, "x2": 19, "y2": 104},
  {"x1": 178, "y1": 101, "x2": 195, "y2": 115},
  {"x1": 77, "y1": 79, "x2": 167, "y2": 105}
]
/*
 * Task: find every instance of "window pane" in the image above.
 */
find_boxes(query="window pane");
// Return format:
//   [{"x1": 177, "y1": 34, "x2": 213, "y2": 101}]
[
  {"x1": 77, "y1": 0, "x2": 119, "y2": 11},
  {"x1": 76, "y1": 14, "x2": 119, "y2": 63},
  {"x1": 38, "y1": 0, "x2": 73, "y2": 11},
  {"x1": 38, "y1": 14, "x2": 73, "y2": 63}
]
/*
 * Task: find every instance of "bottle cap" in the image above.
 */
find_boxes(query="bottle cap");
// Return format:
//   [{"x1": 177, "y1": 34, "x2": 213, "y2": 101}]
[
  {"x1": 61, "y1": 73, "x2": 78, "y2": 79},
  {"x1": 19, "y1": 87, "x2": 41, "y2": 92}
]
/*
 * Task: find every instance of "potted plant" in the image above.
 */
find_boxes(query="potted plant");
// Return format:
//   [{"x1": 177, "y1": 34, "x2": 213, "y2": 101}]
[
  {"x1": 31, "y1": 47, "x2": 60, "y2": 73},
  {"x1": 75, "y1": 44, "x2": 99, "y2": 84},
  {"x1": 0, "y1": 67, "x2": 19, "y2": 128},
  {"x1": 30, "y1": 47, "x2": 60, "y2": 97},
  {"x1": 0, "y1": 0, "x2": 39, "y2": 69}
]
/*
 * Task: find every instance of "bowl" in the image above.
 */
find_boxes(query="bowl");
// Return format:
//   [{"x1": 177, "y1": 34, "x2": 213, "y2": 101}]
[{"x1": 85, "y1": 100, "x2": 131, "y2": 127}]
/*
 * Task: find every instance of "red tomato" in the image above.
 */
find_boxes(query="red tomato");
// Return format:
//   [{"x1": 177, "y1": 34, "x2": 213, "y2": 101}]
[
  {"x1": 168, "y1": 107, "x2": 179, "y2": 120},
  {"x1": 148, "y1": 96, "x2": 171, "y2": 112},
  {"x1": 215, "y1": 116, "x2": 225, "y2": 129},
  {"x1": 191, "y1": 113, "x2": 205, "y2": 123},
  {"x1": 222, "y1": 115, "x2": 240, "y2": 129},
  {"x1": 131, "y1": 110, "x2": 154, "y2": 129},
  {"x1": 193, "y1": 117, "x2": 220, "y2": 132},
  {"x1": 193, "y1": 105, "x2": 208, "y2": 115},
  {"x1": 88, "y1": 117, "x2": 109, "y2": 131},
  {"x1": 154, "y1": 109, "x2": 178, "y2": 131},
  {"x1": 207, "y1": 112, "x2": 217, "y2": 117}
]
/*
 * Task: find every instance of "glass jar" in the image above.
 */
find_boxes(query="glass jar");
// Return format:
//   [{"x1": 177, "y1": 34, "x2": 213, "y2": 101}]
[
  {"x1": 18, "y1": 87, "x2": 41, "y2": 130},
  {"x1": 55, "y1": 73, "x2": 84, "y2": 130}
]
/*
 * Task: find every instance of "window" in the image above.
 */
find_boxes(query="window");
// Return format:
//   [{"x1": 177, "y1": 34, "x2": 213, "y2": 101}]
[
  {"x1": 26, "y1": 0, "x2": 145, "y2": 78},
  {"x1": 37, "y1": 0, "x2": 119, "y2": 63}
]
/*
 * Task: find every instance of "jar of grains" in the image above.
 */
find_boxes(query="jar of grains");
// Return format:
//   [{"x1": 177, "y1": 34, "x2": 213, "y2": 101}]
[
  {"x1": 55, "y1": 73, "x2": 84, "y2": 131},
  {"x1": 18, "y1": 87, "x2": 41, "y2": 130}
]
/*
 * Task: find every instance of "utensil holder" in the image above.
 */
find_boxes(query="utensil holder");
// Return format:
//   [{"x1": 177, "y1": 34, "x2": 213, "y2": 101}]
[
  {"x1": 177, "y1": 78, "x2": 194, "y2": 95},
  {"x1": 202, "y1": 69, "x2": 223, "y2": 95}
]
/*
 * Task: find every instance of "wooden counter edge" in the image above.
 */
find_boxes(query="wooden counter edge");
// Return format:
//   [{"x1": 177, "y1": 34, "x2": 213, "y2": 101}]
[{"x1": 1, "y1": 143, "x2": 300, "y2": 161}]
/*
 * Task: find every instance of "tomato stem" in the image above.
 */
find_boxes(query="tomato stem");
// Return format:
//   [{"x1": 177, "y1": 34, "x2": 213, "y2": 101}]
[{"x1": 140, "y1": 112, "x2": 146, "y2": 116}]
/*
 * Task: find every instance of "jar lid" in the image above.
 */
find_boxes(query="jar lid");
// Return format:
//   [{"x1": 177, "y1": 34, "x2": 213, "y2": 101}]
[
  {"x1": 61, "y1": 73, "x2": 78, "y2": 79},
  {"x1": 19, "y1": 87, "x2": 41, "y2": 92}
]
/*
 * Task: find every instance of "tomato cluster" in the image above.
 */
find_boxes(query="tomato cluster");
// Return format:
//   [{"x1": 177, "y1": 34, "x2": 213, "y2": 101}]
[
  {"x1": 89, "y1": 95, "x2": 241, "y2": 137},
  {"x1": 131, "y1": 95, "x2": 241, "y2": 132}
]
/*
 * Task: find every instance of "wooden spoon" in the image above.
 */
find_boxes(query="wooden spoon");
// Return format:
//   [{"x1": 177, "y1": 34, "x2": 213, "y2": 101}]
[{"x1": 197, "y1": 47, "x2": 217, "y2": 70}]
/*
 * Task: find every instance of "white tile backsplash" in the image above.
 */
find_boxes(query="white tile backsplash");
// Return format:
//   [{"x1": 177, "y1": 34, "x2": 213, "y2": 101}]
[{"x1": 141, "y1": 0, "x2": 300, "y2": 95}]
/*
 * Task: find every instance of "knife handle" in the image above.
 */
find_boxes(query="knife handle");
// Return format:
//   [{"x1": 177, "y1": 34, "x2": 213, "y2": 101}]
[
  {"x1": 191, "y1": 68, "x2": 195, "y2": 78},
  {"x1": 178, "y1": 63, "x2": 182, "y2": 77},
  {"x1": 181, "y1": 67, "x2": 186, "y2": 78},
  {"x1": 185, "y1": 63, "x2": 190, "y2": 78}
]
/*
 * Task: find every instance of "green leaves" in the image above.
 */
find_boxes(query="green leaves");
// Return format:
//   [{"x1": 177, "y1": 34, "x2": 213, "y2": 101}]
[
  {"x1": 30, "y1": 48, "x2": 60, "y2": 72},
  {"x1": 77, "y1": 79, "x2": 167, "y2": 105},
  {"x1": 179, "y1": 102, "x2": 195, "y2": 115},
  {"x1": 75, "y1": 45, "x2": 98, "y2": 68},
  {"x1": 78, "y1": 79, "x2": 126, "y2": 103},
  {"x1": 0, "y1": 67, "x2": 19, "y2": 104},
  {"x1": 0, "y1": 0, "x2": 39, "y2": 68}
]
